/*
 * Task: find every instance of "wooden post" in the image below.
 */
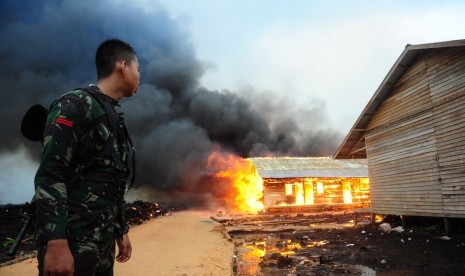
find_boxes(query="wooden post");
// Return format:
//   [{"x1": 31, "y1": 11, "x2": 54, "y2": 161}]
[
  {"x1": 401, "y1": 215, "x2": 407, "y2": 228},
  {"x1": 443, "y1": 217, "x2": 450, "y2": 236}
]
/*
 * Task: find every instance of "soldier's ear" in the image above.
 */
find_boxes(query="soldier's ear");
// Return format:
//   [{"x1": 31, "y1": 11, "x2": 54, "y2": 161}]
[
  {"x1": 119, "y1": 60, "x2": 128, "y2": 78},
  {"x1": 115, "y1": 60, "x2": 126, "y2": 77}
]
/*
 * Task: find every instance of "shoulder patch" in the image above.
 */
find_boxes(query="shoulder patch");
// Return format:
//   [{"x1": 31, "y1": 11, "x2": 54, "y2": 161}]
[{"x1": 55, "y1": 117, "x2": 73, "y2": 127}]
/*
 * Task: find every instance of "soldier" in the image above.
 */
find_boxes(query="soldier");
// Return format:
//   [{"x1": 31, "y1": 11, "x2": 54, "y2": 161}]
[{"x1": 35, "y1": 38, "x2": 139, "y2": 276}]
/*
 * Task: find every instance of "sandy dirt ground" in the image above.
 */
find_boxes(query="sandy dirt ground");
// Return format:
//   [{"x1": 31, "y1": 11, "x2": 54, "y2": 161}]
[{"x1": 0, "y1": 211, "x2": 234, "y2": 276}]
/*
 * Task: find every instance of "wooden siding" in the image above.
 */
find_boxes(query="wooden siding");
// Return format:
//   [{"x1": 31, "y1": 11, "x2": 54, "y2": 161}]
[
  {"x1": 365, "y1": 47, "x2": 465, "y2": 218},
  {"x1": 428, "y1": 48, "x2": 465, "y2": 217}
]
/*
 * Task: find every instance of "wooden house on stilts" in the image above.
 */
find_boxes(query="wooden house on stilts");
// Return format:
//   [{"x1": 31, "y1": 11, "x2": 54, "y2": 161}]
[{"x1": 334, "y1": 39, "x2": 465, "y2": 223}]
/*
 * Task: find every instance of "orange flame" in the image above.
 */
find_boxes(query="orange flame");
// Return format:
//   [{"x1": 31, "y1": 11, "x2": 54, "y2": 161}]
[{"x1": 207, "y1": 151, "x2": 264, "y2": 213}]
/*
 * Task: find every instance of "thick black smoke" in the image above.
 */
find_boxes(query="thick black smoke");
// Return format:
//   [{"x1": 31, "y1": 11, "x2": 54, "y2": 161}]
[{"x1": 0, "y1": 0, "x2": 343, "y2": 207}]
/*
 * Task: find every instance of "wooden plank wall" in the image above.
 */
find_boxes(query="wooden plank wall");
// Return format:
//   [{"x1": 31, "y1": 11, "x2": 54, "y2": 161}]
[
  {"x1": 365, "y1": 54, "x2": 443, "y2": 217},
  {"x1": 365, "y1": 47, "x2": 465, "y2": 218},
  {"x1": 427, "y1": 48, "x2": 465, "y2": 218}
]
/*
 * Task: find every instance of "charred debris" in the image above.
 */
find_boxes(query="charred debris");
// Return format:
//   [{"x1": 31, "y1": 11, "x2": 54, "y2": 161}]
[
  {"x1": 0, "y1": 200, "x2": 172, "y2": 265},
  {"x1": 210, "y1": 210, "x2": 465, "y2": 275}
]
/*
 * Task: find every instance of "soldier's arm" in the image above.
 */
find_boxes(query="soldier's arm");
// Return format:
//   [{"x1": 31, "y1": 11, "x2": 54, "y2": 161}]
[
  {"x1": 116, "y1": 233, "x2": 132, "y2": 262},
  {"x1": 117, "y1": 201, "x2": 130, "y2": 236},
  {"x1": 43, "y1": 239, "x2": 74, "y2": 275},
  {"x1": 34, "y1": 94, "x2": 88, "y2": 243}
]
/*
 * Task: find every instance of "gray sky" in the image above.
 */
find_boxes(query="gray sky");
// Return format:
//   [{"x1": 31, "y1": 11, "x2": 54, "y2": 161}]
[{"x1": 159, "y1": 0, "x2": 465, "y2": 131}]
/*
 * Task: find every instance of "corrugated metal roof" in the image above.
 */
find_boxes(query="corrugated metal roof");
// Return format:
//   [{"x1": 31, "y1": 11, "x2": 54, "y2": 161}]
[
  {"x1": 249, "y1": 157, "x2": 368, "y2": 178},
  {"x1": 334, "y1": 39, "x2": 465, "y2": 159}
]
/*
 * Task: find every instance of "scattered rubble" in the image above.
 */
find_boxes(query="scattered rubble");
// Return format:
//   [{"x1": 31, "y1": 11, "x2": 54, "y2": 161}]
[
  {"x1": 211, "y1": 211, "x2": 465, "y2": 275},
  {"x1": 0, "y1": 201, "x2": 171, "y2": 266},
  {"x1": 125, "y1": 200, "x2": 171, "y2": 225}
]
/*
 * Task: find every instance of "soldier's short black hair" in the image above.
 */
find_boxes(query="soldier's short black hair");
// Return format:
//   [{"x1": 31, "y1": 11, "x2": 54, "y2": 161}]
[{"x1": 95, "y1": 38, "x2": 136, "y2": 80}]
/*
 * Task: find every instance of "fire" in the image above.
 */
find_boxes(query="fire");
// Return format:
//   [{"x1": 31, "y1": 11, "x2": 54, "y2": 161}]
[
  {"x1": 263, "y1": 177, "x2": 370, "y2": 208},
  {"x1": 208, "y1": 151, "x2": 264, "y2": 213},
  {"x1": 245, "y1": 243, "x2": 266, "y2": 259}
]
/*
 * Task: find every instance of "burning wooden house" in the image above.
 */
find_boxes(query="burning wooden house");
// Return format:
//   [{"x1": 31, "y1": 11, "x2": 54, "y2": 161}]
[
  {"x1": 249, "y1": 157, "x2": 369, "y2": 212},
  {"x1": 334, "y1": 39, "x2": 465, "y2": 219}
]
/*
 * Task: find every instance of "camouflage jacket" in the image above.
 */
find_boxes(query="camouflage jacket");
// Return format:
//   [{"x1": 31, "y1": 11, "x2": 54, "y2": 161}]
[{"x1": 34, "y1": 85, "x2": 132, "y2": 245}]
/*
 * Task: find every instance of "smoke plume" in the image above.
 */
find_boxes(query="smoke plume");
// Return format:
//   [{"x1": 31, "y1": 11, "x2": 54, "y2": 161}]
[{"x1": 0, "y1": 0, "x2": 343, "y2": 207}]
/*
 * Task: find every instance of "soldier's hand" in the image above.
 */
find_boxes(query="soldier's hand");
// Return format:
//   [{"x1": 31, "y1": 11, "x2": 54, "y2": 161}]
[
  {"x1": 115, "y1": 233, "x2": 132, "y2": 263},
  {"x1": 44, "y1": 239, "x2": 74, "y2": 276}
]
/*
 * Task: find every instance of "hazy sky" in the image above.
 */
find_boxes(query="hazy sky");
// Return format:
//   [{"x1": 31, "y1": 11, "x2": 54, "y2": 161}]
[
  {"x1": 159, "y1": 0, "x2": 465, "y2": 131},
  {"x1": 1, "y1": 0, "x2": 465, "y2": 204}
]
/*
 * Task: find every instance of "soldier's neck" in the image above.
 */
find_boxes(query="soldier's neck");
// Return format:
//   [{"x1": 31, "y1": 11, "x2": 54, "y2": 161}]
[{"x1": 97, "y1": 79, "x2": 123, "y2": 101}]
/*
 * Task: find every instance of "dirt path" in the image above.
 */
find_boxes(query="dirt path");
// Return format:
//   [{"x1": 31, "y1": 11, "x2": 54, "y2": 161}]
[{"x1": 0, "y1": 211, "x2": 234, "y2": 276}]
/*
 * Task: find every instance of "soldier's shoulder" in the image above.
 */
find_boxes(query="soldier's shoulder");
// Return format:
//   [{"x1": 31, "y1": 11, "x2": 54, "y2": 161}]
[
  {"x1": 62, "y1": 88, "x2": 95, "y2": 102},
  {"x1": 63, "y1": 88, "x2": 105, "y2": 108},
  {"x1": 53, "y1": 88, "x2": 105, "y2": 119},
  {"x1": 56, "y1": 89, "x2": 89, "y2": 105}
]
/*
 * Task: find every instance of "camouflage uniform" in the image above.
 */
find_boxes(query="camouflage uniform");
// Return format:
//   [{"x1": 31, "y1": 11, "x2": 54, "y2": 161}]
[{"x1": 35, "y1": 85, "x2": 132, "y2": 275}]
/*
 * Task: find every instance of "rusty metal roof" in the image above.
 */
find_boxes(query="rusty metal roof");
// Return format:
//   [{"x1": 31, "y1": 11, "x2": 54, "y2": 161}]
[
  {"x1": 249, "y1": 157, "x2": 368, "y2": 178},
  {"x1": 333, "y1": 39, "x2": 465, "y2": 159}
]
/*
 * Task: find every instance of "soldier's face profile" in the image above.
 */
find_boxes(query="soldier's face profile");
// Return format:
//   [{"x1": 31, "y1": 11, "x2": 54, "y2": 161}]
[{"x1": 125, "y1": 55, "x2": 140, "y2": 97}]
